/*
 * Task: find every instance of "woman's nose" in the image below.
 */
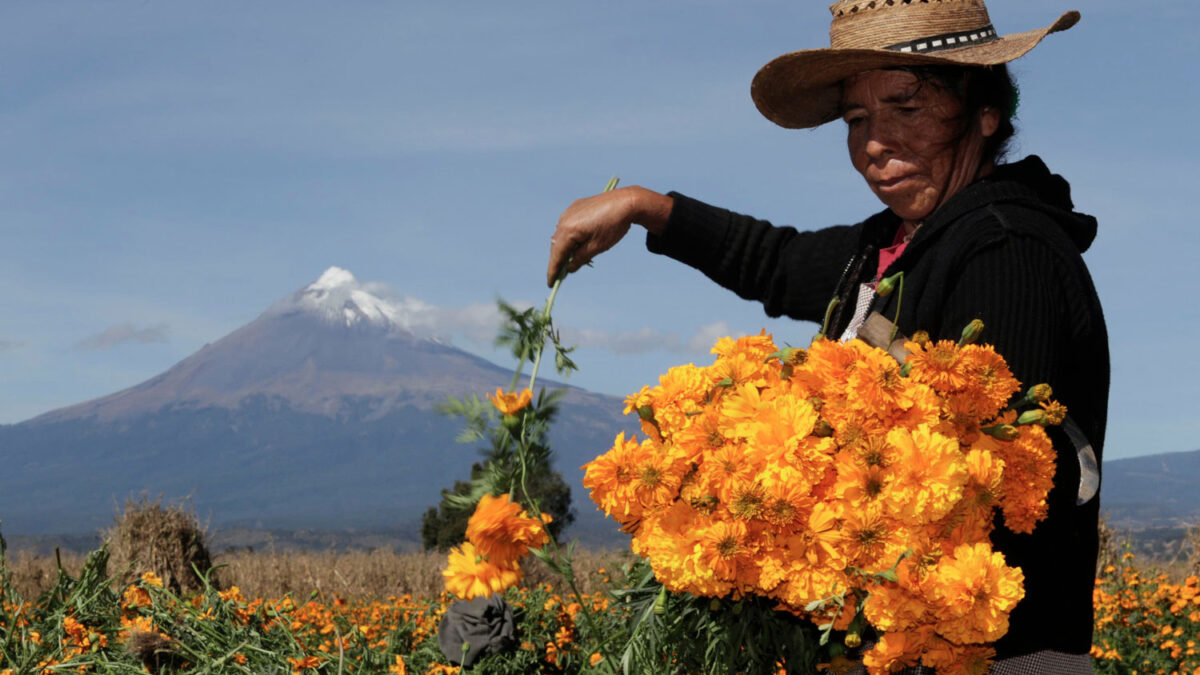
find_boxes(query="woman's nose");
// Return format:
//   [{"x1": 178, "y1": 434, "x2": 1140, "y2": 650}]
[{"x1": 864, "y1": 119, "x2": 897, "y2": 160}]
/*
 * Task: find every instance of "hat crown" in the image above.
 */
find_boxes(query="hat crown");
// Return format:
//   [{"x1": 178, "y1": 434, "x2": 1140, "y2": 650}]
[{"x1": 828, "y1": 0, "x2": 994, "y2": 51}]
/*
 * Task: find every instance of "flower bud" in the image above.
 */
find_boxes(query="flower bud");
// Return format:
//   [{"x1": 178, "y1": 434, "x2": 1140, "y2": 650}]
[
  {"x1": 637, "y1": 406, "x2": 656, "y2": 422},
  {"x1": 983, "y1": 424, "x2": 1019, "y2": 441},
  {"x1": 910, "y1": 330, "x2": 930, "y2": 347},
  {"x1": 653, "y1": 586, "x2": 669, "y2": 616},
  {"x1": 1017, "y1": 409, "x2": 1047, "y2": 426},
  {"x1": 812, "y1": 420, "x2": 834, "y2": 438},
  {"x1": 876, "y1": 272, "x2": 903, "y2": 298},
  {"x1": 844, "y1": 632, "x2": 862, "y2": 649},
  {"x1": 959, "y1": 319, "x2": 985, "y2": 345},
  {"x1": 710, "y1": 599, "x2": 722, "y2": 612},
  {"x1": 1029, "y1": 383, "x2": 1053, "y2": 403}
]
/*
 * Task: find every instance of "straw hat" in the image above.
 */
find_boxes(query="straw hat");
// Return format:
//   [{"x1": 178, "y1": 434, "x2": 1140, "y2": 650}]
[{"x1": 752, "y1": 0, "x2": 1080, "y2": 129}]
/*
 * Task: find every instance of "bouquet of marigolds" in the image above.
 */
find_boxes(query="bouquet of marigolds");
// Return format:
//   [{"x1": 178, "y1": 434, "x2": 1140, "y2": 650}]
[{"x1": 583, "y1": 323, "x2": 1065, "y2": 674}]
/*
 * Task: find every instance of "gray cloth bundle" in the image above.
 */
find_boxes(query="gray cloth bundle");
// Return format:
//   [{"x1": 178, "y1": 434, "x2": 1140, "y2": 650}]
[{"x1": 437, "y1": 595, "x2": 516, "y2": 667}]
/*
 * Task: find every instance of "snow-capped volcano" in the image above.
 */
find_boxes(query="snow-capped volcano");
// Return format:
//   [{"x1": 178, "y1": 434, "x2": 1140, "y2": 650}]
[
  {"x1": 1, "y1": 267, "x2": 633, "y2": 537},
  {"x1": 28, "y1": 267, "x2": 506, "y2": 423},
  {"x1": 268, "y1": 266, "x2": 414, "y2": 332}
]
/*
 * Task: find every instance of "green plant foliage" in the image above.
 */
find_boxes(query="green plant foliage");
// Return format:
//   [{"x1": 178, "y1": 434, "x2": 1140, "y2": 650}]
[{"x1": 605, "y1": 557, "x2": 819, "y2": 674}]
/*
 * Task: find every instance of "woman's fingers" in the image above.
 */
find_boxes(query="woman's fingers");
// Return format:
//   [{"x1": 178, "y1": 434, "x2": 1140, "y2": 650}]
[
  {"x1": 547, "y1": 191, "x2": 633, "y2": 286},
  {"x1": 545, "y1": 186, "x2": 672, "y2": 286}
]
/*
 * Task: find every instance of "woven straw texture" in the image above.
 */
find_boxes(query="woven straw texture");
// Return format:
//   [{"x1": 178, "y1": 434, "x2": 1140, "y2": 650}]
[{"x1": 750, "y1": 0, "x2": 1079, "y2": 129}]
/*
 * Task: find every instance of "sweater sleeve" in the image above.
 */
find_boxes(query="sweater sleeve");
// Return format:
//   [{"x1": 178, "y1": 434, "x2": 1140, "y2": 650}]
[{"x1": 645, "y1": 191, "x2": 865, "y2": 323}]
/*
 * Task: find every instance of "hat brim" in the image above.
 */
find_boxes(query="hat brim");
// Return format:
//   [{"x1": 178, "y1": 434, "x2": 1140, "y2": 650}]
[{"x1": 751, "y1": 11, "x2": 1079, "y2": 129}]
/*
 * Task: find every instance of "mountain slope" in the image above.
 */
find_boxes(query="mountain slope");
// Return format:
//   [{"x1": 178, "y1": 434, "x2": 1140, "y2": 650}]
[
  {"x1": 0, "y1": 268, "x2": 633, "y2": 540},
  {"x1": 1100, "y1": 448, "x2": 1200, "y2": 528}
]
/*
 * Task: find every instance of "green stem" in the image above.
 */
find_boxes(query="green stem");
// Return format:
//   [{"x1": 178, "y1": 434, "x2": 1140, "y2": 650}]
[
  {"x1": 817, "y1": 297, "x2": 840, "y2": 340},
  {"x1": 887, "y1": 273, "x2": 905, "y2": 346},
  {"x1": 527, "y1": 273, "x2": 564, "y2": 393}
]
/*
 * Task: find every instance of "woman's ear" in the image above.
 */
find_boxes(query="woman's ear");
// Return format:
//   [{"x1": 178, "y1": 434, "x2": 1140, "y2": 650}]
[{"x1": 979, "y1": 106, "x2": 1001, "y2": 138}]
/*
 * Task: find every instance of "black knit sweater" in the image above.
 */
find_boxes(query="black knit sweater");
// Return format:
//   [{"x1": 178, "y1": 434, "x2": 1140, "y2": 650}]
[{"x1": 646, "y1": 155, "x2": 1110, "y2": 658}]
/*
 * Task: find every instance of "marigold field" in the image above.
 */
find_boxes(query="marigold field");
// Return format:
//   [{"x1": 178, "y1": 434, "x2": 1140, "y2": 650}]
[{"x1": 2, "y1": 540, "x2": 1199, "y2": 674}]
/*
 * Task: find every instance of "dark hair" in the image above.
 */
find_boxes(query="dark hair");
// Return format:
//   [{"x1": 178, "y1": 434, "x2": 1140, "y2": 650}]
[{"x1": 897, "y1": 64, "x2": 1019, "y2": 166}]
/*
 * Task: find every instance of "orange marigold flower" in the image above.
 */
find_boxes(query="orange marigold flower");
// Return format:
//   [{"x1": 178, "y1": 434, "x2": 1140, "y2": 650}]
[
  {"x1": 697, "y1": 519, "x2": 752, "y2": 583},
  {"x1": 881, "y1": 425, "x2": 967, "y2": 526},
  {"x1": 846, "y1": 343, "x2": 914, "y2": 415},
  {"x1": 121, "y1": 583, "x2": 152, "y2": 609},
  {"x1": 1039, "y1": 400, "x2": 1068, "y2": 425},
  {"x1": 465, "y1": 493, "x2": 550, "y2": 565},
  {"x1": 905, "y1": 339, "x2": 969, "y2": 392},
  {"x1": 582, "y1": 432, "x2": 645, "y2": 526},
  {"x1": 389, "y1": 654, "x2": 408, "y2": 674},
  {"x1": 861, "y1": 628, "x2": 928, "y2": 673},
  {"x1": 928, "y1": 542, "x2": 1025, "y2": 644},
  {"x1": 957, "y1": 344, "x2": 1021, "y2": 417},
  {"x1": 487, "y1": 387, "x2": 532, "y2": 415},
  {"x1": 287, "y1": 655, "x2": 324, "y2": 674},
  {"x1": 442, "y1": 541, "x2": 522, "y2": 599}
]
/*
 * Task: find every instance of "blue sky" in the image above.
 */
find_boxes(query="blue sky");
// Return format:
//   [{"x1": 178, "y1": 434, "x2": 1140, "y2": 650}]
[{"x1": 1, "y1": 2, "x2": 1195, "y2": 462}]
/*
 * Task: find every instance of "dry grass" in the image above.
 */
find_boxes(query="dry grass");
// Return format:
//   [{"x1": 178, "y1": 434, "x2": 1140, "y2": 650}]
[
  {"x1": 5, "y1": 546, "x2": 634, "y2": 601},
  {"x1": 105, "y1": 496, "x2": 214, "y2": 594},
  {"x1": 212, "y1": 546, "x2": 635, "y2": 600},
  {"x1": 6, "y1": 549, "x2": 87, "y2": 599}
]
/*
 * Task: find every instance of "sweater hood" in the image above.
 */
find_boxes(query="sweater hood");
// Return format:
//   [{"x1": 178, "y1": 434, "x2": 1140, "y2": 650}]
[{"x1": 936, "y1": 155, "x2": 1098, "y2": 252}]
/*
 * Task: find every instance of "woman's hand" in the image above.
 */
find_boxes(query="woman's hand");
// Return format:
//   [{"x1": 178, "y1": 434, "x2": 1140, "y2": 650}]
[{"x1": 546, "y1": 186, "x2": 673, "y2": 286}]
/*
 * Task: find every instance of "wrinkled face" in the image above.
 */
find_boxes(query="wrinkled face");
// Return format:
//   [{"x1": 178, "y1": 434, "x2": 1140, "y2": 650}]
[{"x1": 841, "y1": 69, "x2": 991, "y2": 223}]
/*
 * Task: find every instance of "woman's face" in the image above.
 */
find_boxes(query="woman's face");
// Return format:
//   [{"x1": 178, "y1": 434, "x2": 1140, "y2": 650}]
[{"x1": 841, "y1": 69, "x2": 996, "y2": 223}]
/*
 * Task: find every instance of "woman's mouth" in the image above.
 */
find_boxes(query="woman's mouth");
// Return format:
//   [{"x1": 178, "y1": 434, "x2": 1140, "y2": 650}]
[{"x1": 874, "y1": 175, "x2": 913, "y2": 191}]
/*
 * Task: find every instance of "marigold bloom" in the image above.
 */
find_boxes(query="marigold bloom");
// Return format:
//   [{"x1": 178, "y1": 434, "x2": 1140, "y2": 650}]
[
  {"x1": 288, "y1": 655, "x2": 324, "y2": 674},
  {"x1": 487, "y1": 387, "x2": 532, "y2": 415},
  {"x1": 882, "y1": 425, "x2": 967, "y2": 526},
  {"x1": 582, "y1": 432, "x2": 646, "y2": 527},
  {"x1": 928, "y1": 542, "x2": 1025, "y2": 644},
  {"x1": 905, "y1": 339, "x2": 968, "y2": 392},
  {"x1": 464, "y1": 493, "x2": 550, "y2": 565},
  {"x1": 443, "y1": 542, "x2": 522, "y2": 599}
]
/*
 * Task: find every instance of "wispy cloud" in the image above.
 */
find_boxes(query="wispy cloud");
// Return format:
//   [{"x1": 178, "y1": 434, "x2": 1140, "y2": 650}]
[
  {"x1": 74, "y1": 323, "x2": 169, "y2": 351},
  {"x1": 0, "y1": 339, "x2": 25, "y2": 353},
  {"x1": 287, "y1": 268, "x2": 745, "y2": 358},
  {"x1": 402, "y1": 298, "x2": 737, "y2": 357}
]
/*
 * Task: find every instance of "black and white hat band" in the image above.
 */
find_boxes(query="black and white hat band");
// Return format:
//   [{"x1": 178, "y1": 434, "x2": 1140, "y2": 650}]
[{"x1": 884, "y1": 25, "x2": 1000, "y2": 54}]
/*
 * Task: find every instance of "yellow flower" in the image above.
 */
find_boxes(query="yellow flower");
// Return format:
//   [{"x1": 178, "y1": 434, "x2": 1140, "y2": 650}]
[
  {"x1": 442, "y1": 542, "x2": 522, "y2": 600},
  {"x1": 389, "y1": 654, "x2": 408, "y2": 674},
  {"x1": 487, "y1": 387, "x2": 532, "y2": 415}
]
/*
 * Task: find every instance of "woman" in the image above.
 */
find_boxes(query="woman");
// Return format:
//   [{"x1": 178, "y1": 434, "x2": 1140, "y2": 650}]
[{"x1": 548, "y1": 2, "x2": 1106, "y2": 673}]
